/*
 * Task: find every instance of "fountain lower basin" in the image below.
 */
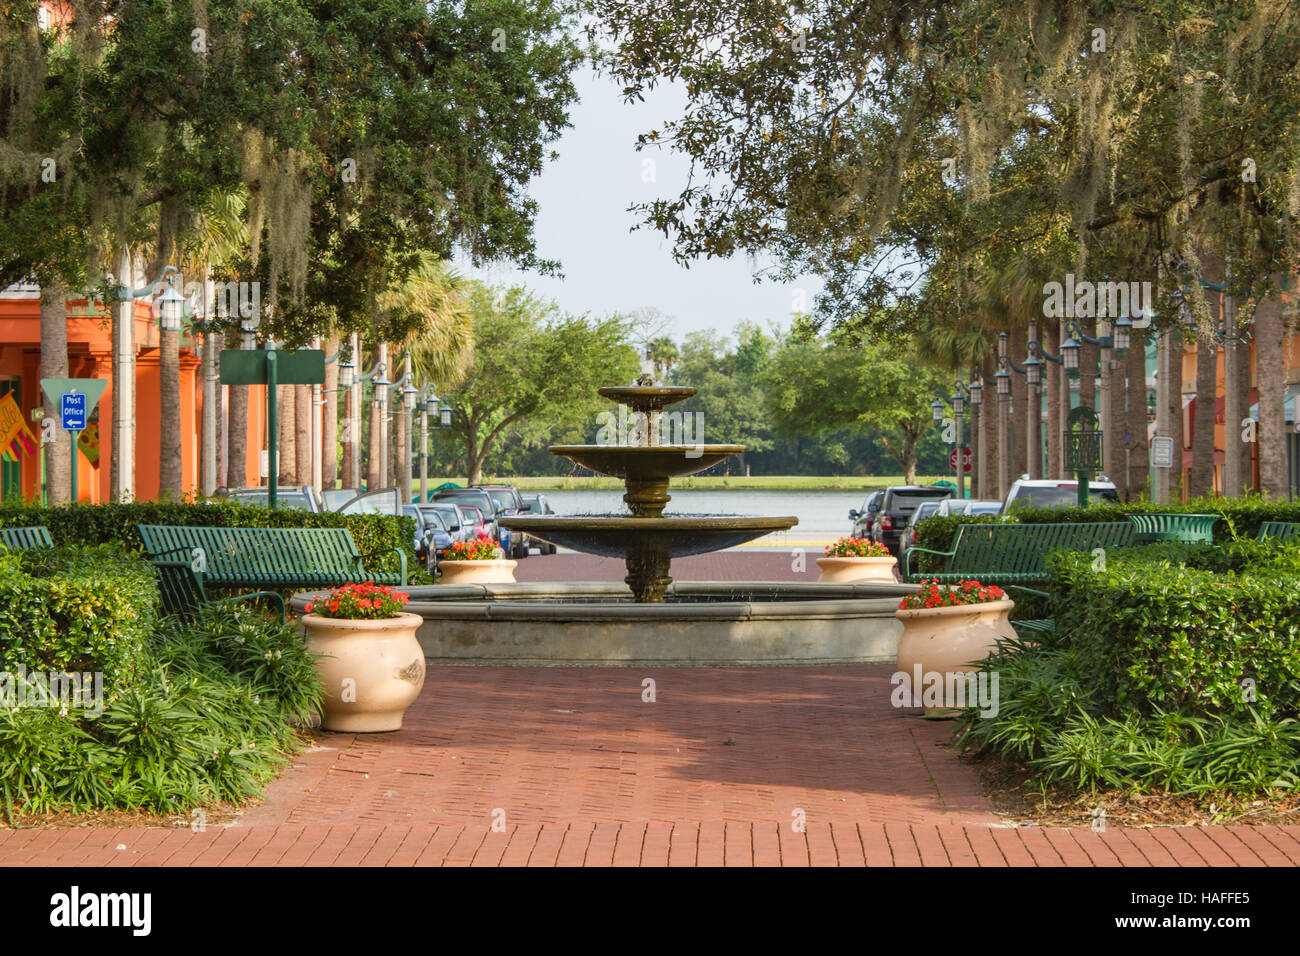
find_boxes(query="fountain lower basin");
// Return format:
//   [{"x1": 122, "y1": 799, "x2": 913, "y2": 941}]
[{"x1": 290, "y1": 580, "x2": 920, "y2": 665}]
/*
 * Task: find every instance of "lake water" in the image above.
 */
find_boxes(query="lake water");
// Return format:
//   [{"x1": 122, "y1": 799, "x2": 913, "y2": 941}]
[{"x1": 539, "y1": 488, "x2": 877, "y2": 548}]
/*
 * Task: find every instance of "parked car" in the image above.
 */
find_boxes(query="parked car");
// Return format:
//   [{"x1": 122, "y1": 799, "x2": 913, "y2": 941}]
[
  {"x1": 848, "y1": 490, "x2": 884, "y2": 538},
  {"x1": 519, "y1": 494, "x2": 558, "y2": 555},
  {"x1": 870, "y1": 485, "x2": 955, "y2": 557},
  {"x1": 337, "y1": 487, "x2": 404, "y2": 516},
  {"x1": 401, "y1": 505, "x2": 439, "y2": 568},
  {"x1": 227, "y1": 485, "x2": 323, "y2": 512},
  {"x1": 1001, "y1": 476, "x2": 1120, "y2": 514},
  {"x1": 431, "y1": 488, "x2": 504, "y2": 550},
  {"x1": 421, "y1": 503, "x2": 473, "y2": 545},
  {"x1": 935, "y1": 498, "x2": 1004, "y2": 518},
  {"x1": 413, "y1": 507, "x2": 455, "y2": 569},
  {"x1": 322, "y1": 488, "x2": 362, "y2": 511},
  {"x1": 471, "y1": 484, "x2": 529, "y2": 558},
  {"x1": 457, "y1": 505, "x2": 493, "y2": 541},
  {"x1": 897, "y1": 500, "x2": 944, "y2": 571}
]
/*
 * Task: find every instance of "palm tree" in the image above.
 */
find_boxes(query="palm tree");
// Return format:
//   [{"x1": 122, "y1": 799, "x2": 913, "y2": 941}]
[{"x1": 39, "y1": 281, "x2": 72, "y2": 504}]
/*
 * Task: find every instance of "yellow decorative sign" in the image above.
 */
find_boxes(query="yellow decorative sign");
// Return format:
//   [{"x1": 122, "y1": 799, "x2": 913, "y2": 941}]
[{"x1": 0, "y1": 394, "x2": 36, "y2": 461}]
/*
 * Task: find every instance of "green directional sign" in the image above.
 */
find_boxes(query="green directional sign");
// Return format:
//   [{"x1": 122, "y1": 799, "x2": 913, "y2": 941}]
[
  {"x1": 219, "y1": 349, "x2": 324, "y2": 385},
  {"x1": 39, "y1": 378, "x2": 109, "y2": 500},
  {"x1": 217, "y1": 349, "x2": 325, "y2": 509}
]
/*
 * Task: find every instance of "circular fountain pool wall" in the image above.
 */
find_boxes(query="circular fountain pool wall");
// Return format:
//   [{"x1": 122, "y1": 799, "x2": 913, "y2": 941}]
[{"x1": 291, "y1": 581, "x2": 919, "y2": 665}]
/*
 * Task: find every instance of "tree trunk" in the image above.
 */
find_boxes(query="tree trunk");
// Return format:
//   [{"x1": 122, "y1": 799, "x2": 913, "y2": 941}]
[
  {"x1": 1078, "y1": 317, "x2": 1097, "y2": 418},
  {"x1": 1222, "y1": 293, "x2": 1251, "y2": 496},
  {"x1": 1045, "y1": 321, "x2": 1062, "y2": 478},
  {"x1": 1009, "y1": 326, "x2": 1028, "y2": 480},
  {"x1": 110, "y1": 247, "x2": 135, "y2": 501},
  {"x1": 226, "y1": 329, "x2": 248, "y2": 487},
  {"x1": 394, "y1": 397, "x2": 408, "y2": 501},
  {"x1": 366, "y1": 375, "x2": 382, "y2": 490},
  {"x1": 903, "y1": 436, "x2": 917, "y2": 485},
  {"x1": 1256, "y1": 282, "x2": 1287, "y2": 498},
  {"x1": 39, "y1": 282, "x2": 71, "y2": 504},
  {"x1": 969, "y1": 402, "x2": 982, "y2": 498},
  {"x1": 1126, "y1": 332, "x2": 1150, "y2": 500},
  {"x1": 1167, "y1": 330, "x2": 1186, "y2": 502},
  {"x1": 1189, "y1": 334, "x2": 1219, "y2": 498},
  {"x1": 277, "y1": 384, "x2": 296, "y2": 485},
  {"x1": 322, "y1": 337, "x2": 339, "y2": 489},
  {"x1": 1102, "y1": 327, "x2": 1126, "y2": 495},
  {"x1": 295, "y1": 384, "x2": 311, "y2": 489},
  {"x1": 982, "y1": 355, "x2": 1000, "y2": 498},
  {"x1": 159, "y1": 325, "x2": 183, "y2": 499}
]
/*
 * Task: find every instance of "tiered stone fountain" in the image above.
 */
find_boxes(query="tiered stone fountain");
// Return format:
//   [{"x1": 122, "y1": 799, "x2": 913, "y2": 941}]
[
  {"x1": 500, "y1": 379, "x2": 797, "y2": 602},
  {"x1": 292, "y1": 377, "x2": 918, "y2": 664}
]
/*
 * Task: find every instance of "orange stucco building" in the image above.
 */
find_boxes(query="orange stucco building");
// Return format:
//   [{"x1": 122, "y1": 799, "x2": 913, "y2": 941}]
[{"x1": 0, "y1": 283, "x2": 266, "y2": 502}]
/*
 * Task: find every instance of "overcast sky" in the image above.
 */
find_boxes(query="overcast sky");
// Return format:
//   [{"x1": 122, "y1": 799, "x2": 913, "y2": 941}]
[{"x1": 466, "y1": 67, "x2": 823, "y2": 344}]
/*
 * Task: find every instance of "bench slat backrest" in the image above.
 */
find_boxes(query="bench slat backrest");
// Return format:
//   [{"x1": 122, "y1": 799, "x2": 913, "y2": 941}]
[
  {"x1": 138, "y1": 525, "x2": 365, "y2": 586},
  {"x1": 942, "y1": 521, "x2": 1135, "y2": 576},
  {"x1": 1258, "y1": 521, "x2": 1300, "y2": 542},
  {"x1": 0, "y1": 526, "x2": 53, "y2": 550}
]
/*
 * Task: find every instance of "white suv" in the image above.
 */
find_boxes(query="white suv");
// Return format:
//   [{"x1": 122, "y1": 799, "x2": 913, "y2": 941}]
[{"x1": 1001, "y1": 475, "x2": 1119, "y2": 514}]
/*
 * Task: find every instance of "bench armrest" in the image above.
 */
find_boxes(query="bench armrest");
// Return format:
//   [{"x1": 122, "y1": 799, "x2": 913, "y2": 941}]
[
  {"x1": 1007, "y1": 585, "x2": 1051, "y2": 599},
  {"x1": 903, "y1": 545, "x2": 956, "y2": 580},
  {"x1": 359, "y1": 546, "x2": 408, "y2": 584}
]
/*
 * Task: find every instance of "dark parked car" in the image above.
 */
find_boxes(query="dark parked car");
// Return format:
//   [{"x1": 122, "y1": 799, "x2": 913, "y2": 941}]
[
  {"x1": 415, "y1": 508, "x2": 455, "y2": 568},
  {"x1": 471, "y1": 484, "x2": 529, "y2": 558},
  {"x1": 897, "y1": 500, "x2": 944, "y2": 571},
  {"x1": 848, "y1": 490, "x2": 883, "y2": 539},
  {"x1": 431, "y1": 488, "x2": 502, "y2": 546},
  {"x1": 421, "y1": 503, "x2": 473, "y2": 545},
  {"x1": 519, "y1": 494, "x2": 558, "y2": 555},
  {"x1": 870, "y1": 485, "x2": 955, "y2": 557}
]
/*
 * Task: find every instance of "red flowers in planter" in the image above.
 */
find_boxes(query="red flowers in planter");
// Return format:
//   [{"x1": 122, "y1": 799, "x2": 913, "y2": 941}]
[
  {"x1": 442, "y1": 534, "x2": 504, "y2": 561},
  {"x1": 823, "y1": 536, "x2": 891, "y2": 558},
  {"x1": 305, "y1": 582, "x2": 410, "y2": 619},
  {"x1": 898, "y1": 579, "x2": 1006, "y2": 611}
]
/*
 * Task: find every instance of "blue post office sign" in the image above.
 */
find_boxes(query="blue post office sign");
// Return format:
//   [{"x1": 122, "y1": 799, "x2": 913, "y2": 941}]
[{"x1": 60, "y1": 392, "x2": 87, "y2": 431}]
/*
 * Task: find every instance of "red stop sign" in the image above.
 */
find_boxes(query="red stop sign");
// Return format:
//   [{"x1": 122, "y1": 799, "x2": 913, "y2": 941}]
[{"x1": 949, "y1": 446, "x2": 972, "y2": 473}]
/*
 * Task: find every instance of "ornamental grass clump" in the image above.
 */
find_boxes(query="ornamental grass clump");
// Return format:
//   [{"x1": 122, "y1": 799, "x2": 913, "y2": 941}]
[
  {"x1": 304, "y1": 582, "x2": 409, "y2": 619},
  {"x1": 442, "y1": 534, "x2": 504, "y2": 561},
  {"x1": 899, "y1": 579, "x2": 1007, "y2": 610},
  {"x1": 823, "y1": 536, "x2": 891, "y2": 558}
]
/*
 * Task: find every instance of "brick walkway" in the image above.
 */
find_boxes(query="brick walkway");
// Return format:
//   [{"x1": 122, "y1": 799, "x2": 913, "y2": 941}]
[{"x1": 3, "y1": 663, "x2": 1298, "y2": 866}]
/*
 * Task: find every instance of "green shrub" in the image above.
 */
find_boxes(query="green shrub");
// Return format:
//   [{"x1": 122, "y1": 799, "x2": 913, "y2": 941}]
[
  {"x1": 0, "y1": 500, "x2": 417, "y2": 581},
  {"x1": 0, "y1": 605, "x2": 322, "y2": 819},
  {"x1": 0, "y1": 545, "x2": 158, "y2": 696},
  {"x1": 1045, "y1": 544, "x2": 1300, "y2": 720},
  {"x1": 954, "y1": 638, "x2": 1300, "y2": 795}
]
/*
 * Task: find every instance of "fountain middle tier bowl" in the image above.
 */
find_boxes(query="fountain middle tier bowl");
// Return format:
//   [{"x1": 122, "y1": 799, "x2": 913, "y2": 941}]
[
  {"x1": 498, "y1": 514, "x2": 797, "y2": 558},
  {"x1": 548, "y1": 444, "x2": 747, "y2": 481}
]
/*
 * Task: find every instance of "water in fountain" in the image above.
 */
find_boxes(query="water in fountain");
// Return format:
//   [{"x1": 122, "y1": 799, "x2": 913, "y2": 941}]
[{"x1": 500, "y1": 376, "x2": 797, "y2": 601}]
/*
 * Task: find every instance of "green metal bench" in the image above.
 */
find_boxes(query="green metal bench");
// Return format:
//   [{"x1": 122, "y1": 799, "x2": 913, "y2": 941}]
[
  {"x1": 906, "y1": 522, "x2": 1137, "y2": 639},
  {"x1": 1257, "y1": 521, "x2": 1300, "y2": 542},
  {"x1": 904, "y1": 521, "x2": 1138, "y2": 585},
  {"x1": 149, "y1": 553, "x2": 287, "y2": 622},
  {"x1": 137, "y1": 525, "x2": 406, "y2": 619},
  {"x1": 1125, "y1": 512, "x2": 1220, "y2": 544},
  {"x1": 0, "y1": 526, "x2": 54, "y2": 550}
]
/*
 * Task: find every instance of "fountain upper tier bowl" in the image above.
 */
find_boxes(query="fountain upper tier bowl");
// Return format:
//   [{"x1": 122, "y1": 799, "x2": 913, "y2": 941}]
[
  {"x1": 596, "y1": 385, "x2": 696, "y2": 411},
  {"x1": 548, "y1": 444, "x2": 746, "y2": 481},
  {"x1": 499, "y1": 514, "x2": 797, "y2": 559}
]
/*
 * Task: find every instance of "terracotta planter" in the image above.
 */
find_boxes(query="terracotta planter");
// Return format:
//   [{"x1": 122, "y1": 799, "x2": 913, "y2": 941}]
[
  {"x1": 815, "y1": 555, "x2": 898, "y2": 583},
  {"x1": 437, "y1": 559, "x2": 517, "y2": 585},
  {"x1": 895, "y1": 598, "x2": 1016, "y2": 717},
  {"x1": 302, "y1": 612, "x2": 426, "y2": 732}
]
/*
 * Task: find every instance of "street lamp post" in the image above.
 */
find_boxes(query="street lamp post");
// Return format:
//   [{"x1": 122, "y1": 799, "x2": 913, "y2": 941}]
[{"x1": 416, "y1": 384, "x2": 442, "y2": 502}]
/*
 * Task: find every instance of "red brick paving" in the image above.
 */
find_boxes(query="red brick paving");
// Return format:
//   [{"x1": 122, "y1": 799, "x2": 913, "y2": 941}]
[{"x1": 1, "y1": 646, "x2": 1297, "y2": 865}]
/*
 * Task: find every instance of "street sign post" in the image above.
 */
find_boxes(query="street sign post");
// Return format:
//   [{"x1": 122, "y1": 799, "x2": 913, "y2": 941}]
[
  {"x1": 219, "y1": 348, "x2": 324, "y2": 508},
  {"x1": 40, "y1": 378, "x2": 108, "y2": 503},
  {"x1": 1150, "y1": 435, "x2": 1175, "y2": 469}
]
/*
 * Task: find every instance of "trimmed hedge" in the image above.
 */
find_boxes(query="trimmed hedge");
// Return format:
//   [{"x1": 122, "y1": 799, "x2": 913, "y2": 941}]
[
  {"x1": 0, "y1": 500, "x2": 418, "y2": 582},
  {"x1": 0, "y1": 545, "x2": 158, "y2": 698},
  {"x1": 911, "y1": 496, "x2": 1300, "y2": 574},
  {"x1": 1043, "y1": 541, "x2": 1300, "y2": 721}
]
